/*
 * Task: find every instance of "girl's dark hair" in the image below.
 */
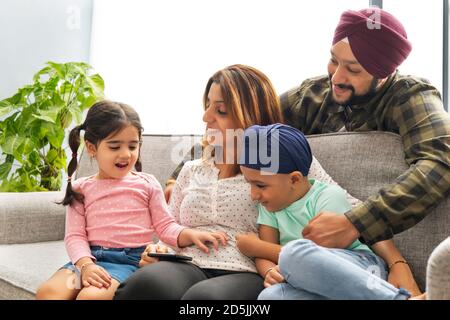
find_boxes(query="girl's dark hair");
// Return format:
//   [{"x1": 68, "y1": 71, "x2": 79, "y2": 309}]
[{"x1": 60, "y1": 100, "x2": 143, "y2": 206}]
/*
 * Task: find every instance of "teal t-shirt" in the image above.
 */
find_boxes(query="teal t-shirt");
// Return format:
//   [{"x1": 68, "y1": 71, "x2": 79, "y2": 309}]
[{"x1": 257, "y1": 179, "x2": 371, "y2": 252}]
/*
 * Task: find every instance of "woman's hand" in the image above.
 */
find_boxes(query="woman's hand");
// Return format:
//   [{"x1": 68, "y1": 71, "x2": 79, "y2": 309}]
[
  {"x1": 139, "y1": 244, "x2": 169, "y2": 267},
  {"x1": 178, "y1": 229, "x2": 228, "y2": 253},
  {"x1": 81, "y1": 264, "x2": 112, "y2": 288},
  {"x1": 263, "y1": 265, "x2": 284, "y2": 288},
  {"x1": 388, "y1": 262, "x2": 422, "y2": 297},
  {"x1": 236, "y1": 233, "x2": 261, "y2": 257}
]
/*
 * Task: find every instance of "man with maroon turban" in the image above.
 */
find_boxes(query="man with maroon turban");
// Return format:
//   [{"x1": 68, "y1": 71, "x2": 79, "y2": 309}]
[{"x1": 281, "y1": 8, "x2": 450, "y2": 253}]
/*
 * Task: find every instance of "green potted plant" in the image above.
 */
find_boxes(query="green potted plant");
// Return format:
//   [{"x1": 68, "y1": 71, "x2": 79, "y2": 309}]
[{"x1": 0, "y1": 61, "x2": 104, "y2": 192}]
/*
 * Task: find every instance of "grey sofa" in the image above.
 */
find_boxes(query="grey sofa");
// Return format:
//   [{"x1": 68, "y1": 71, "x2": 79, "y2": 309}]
[{"x1": 0, "y1": 132, "x2": 449, "y2": 299}]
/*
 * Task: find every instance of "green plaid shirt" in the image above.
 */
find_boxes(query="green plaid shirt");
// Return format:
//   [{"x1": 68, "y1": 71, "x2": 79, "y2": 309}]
[{"x1": 281, "y1": 72, "x2": 450, "y2": 245}]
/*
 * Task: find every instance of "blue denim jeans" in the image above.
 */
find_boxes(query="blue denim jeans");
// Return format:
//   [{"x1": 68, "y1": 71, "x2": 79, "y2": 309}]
[
  {"x1": 62, "y1": 246, "x2": 146, "y2": 283},
  {"x1": 258, "y1": 239, "x2": 411, "y2": 300}
]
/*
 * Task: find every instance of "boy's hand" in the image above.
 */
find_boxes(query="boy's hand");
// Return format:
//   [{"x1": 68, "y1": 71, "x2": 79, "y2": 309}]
[
  {"x1": 139, "y1": 244, "x2": 168, "y2": 267},
  {"x1": 179, "y1": 229, "x2": 228, "y2": 253},
  {"x1": 263, "y1": 266, "x2": 284, "y2": 288},
  {"x1": 236, "y1": 233, "x2": 261, "y2": 257},
  {"x1": 388, "y1": 262, "x2": 422, "y2": 297},
  {"x1": 81, "y1": 264, "x2": 112, "y2": 288}
]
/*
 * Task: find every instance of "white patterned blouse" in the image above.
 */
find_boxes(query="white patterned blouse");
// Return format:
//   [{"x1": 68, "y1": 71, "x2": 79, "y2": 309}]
[{"x1": 165, "y1": 156, "x2": 361, "y2": 273}]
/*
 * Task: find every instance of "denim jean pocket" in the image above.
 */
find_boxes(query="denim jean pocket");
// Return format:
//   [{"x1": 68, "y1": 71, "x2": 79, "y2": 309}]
[
  {"x1": 123, "y1": 248, "x2": 145, "y2": 266},
  {"x1": 126, "y1": 254, "x2": 141, "y2": 266}
]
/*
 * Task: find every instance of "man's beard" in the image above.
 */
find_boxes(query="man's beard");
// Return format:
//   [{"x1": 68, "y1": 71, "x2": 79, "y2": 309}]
[{"x1": 329, "y1": 75, "x2": 380, "y2": 106}]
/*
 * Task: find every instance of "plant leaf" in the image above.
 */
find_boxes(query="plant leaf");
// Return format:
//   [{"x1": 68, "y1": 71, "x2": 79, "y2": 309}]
[
  {"x1": 2, "y1": 135, "x2": 24, "y2": 155},
  {"x1": 28, "y1": 150, "x2": 41, "y2": 167},
  {"x1": 45, "y1": 125, "x2": 65, "y2": 149},
  {"x1": 45, "y1": 148, "x2": 58, "y2": 164},
  {"x1": 33, "y1": 66, "x2": 52, "y2": 83},
  {"x1": 32, "y1": 114, "x2": 55, "y2": 123},
  {"x1": 0, "y1": 101, "x2": 14, "y2": 118},
  {"x1": 18, "y1": 137, "x2": 35, "y2": 156},
  {"x1": 84, "y1": 74, "x2": 105, "y2": 99},
  {"x1": 46, "y1": 61, "x2": 66, "y2": 79},
  {"x1": 32, "y1": 104, "x2": 61, "y2": 124},
  {"x1": 0, "y1": 155, "x2": 13, "y2": 179}
]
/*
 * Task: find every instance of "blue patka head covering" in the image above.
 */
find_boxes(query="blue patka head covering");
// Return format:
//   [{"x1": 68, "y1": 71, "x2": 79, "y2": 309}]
[{"x1": 239, "y1": 123, "x2": 312, "y2": 175}]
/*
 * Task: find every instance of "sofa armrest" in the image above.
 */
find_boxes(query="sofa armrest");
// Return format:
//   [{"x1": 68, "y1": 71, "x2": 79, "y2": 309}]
[
  {"x1": 0, "y1": 192, "x2": 66, "y2": 244},
  {"x1": 427, "y1": 237, "x2": 450, "y2": 299}
]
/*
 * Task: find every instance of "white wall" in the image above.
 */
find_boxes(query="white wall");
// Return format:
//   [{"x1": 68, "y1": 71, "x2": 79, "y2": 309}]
[
  {"x1": 90, "y1": 0, "x2": 370, "y2": 134},
  {"x1": 0, "y1": 0, "x2": 93, "y2": 185},
  {"x1": 0, "y1": 0, "x2": 93, "y2": 100}
]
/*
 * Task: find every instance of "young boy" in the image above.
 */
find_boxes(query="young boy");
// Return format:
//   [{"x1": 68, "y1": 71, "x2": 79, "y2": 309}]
[{"x1": 237, "y1": 123, "x2": 419, "y2": 300}]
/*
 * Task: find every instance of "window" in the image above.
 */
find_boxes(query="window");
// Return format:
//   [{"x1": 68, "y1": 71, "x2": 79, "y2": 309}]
[
  {"x1": 445, "y1": 0, "x2": 449, "y2": 111},
  {"x1": 383, "y1": 0, "x2": 443, "y2": 96},
  {"x1": 90, "y1": 0, "x2": 368, "y2": 134}
]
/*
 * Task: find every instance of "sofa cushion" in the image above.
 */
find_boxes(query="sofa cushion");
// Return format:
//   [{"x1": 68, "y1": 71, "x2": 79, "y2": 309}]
[{"x1": 0, "y1": 241, "x2": 67, "y2": 299}]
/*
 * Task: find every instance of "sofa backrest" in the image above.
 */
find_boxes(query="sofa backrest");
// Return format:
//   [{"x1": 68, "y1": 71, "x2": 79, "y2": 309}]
[{"x1": 76, "y1": 131, "x2": 450, "y2": 290}]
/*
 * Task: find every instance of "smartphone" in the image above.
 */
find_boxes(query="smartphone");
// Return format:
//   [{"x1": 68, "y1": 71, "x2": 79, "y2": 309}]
[{"x1": 147, "y1": 252, "x2": 193, "y2": 262}]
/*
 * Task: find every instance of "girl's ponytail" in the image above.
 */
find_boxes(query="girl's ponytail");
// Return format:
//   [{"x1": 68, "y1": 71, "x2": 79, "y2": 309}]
[{"x1": 59, "y1": 124, "x2": 85, "y2": 206}]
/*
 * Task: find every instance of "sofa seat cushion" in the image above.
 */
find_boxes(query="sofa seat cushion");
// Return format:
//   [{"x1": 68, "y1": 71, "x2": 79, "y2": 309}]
[{"x1": 0, "y1": 241, "x2": 67, "y2": 299}]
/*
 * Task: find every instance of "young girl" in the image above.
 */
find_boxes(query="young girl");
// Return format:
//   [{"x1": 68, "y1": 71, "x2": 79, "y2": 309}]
[
  {"x1": 36, "y1": 100, "x2": 227, "y2": 300},
  {"x1": 237, "y1": 123, "x2": 422, "y2": 299}
]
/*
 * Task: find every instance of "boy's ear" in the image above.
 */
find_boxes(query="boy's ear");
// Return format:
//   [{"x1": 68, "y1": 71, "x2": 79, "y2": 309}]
[{"x1": 289, "y1": 171, "x2": 303, "y2": 185}]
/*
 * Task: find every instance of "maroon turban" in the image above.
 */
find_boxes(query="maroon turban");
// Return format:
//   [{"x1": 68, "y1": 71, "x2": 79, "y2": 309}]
[{"x1": 332, "y1": 8, "x2": 412, "y2": 79}]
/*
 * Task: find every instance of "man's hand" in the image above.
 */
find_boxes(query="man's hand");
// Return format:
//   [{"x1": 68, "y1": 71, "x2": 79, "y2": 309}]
[
  {"x1": 164, "y1": 181, "x2": 175, "y2": 203},
  {"x1": 302, "y1": 211, "x2": 360, "y2": 248}
]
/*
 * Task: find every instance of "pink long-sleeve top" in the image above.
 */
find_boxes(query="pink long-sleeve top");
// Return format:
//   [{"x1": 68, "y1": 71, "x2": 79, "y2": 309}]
[{"x1": 64, "y1": 172, "x2": 185, "y2": 264}]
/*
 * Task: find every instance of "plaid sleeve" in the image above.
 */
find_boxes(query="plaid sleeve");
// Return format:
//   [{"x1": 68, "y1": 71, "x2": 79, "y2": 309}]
[
  {"x1": 346, "y1": 88, "x2": 450, "y2": 245},
  {"x1": 280, "y1": 81, "x2": 309, "y2": 131}
]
